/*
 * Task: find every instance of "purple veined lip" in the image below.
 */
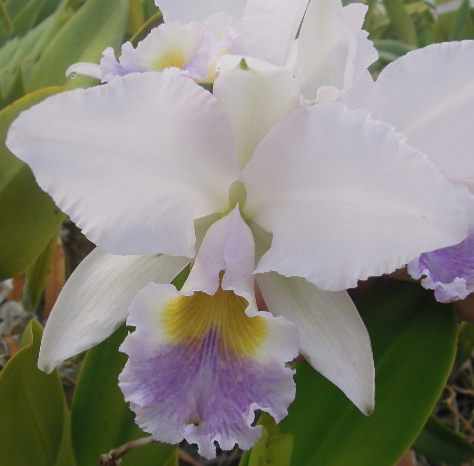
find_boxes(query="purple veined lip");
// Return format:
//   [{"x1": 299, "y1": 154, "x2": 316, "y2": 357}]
[{"x1": 118, "y1": 284, "x2": 297, "y2": 459}]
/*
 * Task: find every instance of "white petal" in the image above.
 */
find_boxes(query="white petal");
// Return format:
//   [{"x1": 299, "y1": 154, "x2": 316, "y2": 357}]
[
  {"x1": 242, "y1": 0, "x2": 308, "y2": 66},
  {"x1": 7, "y1": 72, "x2": 239, "y2": 256},
  {"x1": 242, "y1": 103, "x2": 470, "y2": 290},
  {"x1": 297, "y1": 0, "x2": 349, "y2": 100},
  {"x1": 214, "y1": 56, "x2": 300, "y2": 168},
  {"x1": 155, "y1": 0, "x2": 248, "y2": 23},
  {"x1": 38, "y1": 249, "x2": 189, "y2": 372},
  {"x1": 183, "y1": 206, "x2": 257, "y2": 311},
  {"x1": 257, "y1": 272, "x2": 374, "y2": 414},
  {"x1": 119, "y1": 22, "x2": 208, "y2": 80},
  {"x1": 359, "y1": 41, "x2": 474, "y2": 186},
  {"x1": 297, "y1": 1, "x2": 376, "y2": 102}
]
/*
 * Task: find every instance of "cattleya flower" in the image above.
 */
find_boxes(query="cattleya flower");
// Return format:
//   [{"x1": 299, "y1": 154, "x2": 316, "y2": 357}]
[
  {"x1": 68, "y1": 0, "x2": 375, "y2": 103},
  {"x1": 5, "y1": 0, "x2": 473, "y2": 458},
  {"x1": 342, "y1": 37, "x2": 474, "y2": 302},
  {"x1": 67, "y1": 16, "x2": 243, "y2": 83}
]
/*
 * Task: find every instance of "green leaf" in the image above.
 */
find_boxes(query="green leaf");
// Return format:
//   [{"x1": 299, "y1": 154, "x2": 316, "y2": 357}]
[
  {"x1": 9, "y1": 0, "x2": 43, "y2": 38},
  {"x1": 0, "y1": 87, "x2": 65, "y2": 280},
  {"x1": 24, "y1": 233, "x2": 58, "y2": 310},
  {"x1": 0, "y1": 64, "x2": 26, "y2": 107},
  {"x1": 0, "y1": 0, "x2": 13, "y2": 34},
  {"x1": 382, "y1": 0, "x2": 418, "y2": 45},
  {"x1": 450, "y1": 0, "x2": 472, "y2": 40},
  {"x1": 27, "y1": 0, "x2": 129, "y2": 91},
  {"x1": 246, "y1": 414, "x2": 294, "y2": 466},
  {"x1": 0, "y1": 320, "x2": 74, "y2": 466},
  {"x1": 71, "y1": 325, "x2": 177, "y2": 466},
  {"x1": 126, "y1": 0, "x2": 145, "y2": 36},
  {"x1": 280, "y1": 282, "x2": 458, "y2": 466},
  {"x1": 413, "y1": 415, "x2": 474, "y2": 464}
]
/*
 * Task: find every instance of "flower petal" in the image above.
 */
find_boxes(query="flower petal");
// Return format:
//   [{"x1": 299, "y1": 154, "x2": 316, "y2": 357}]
[
  {"x1": 256, "y1": 272, "x2": 374, "y2": 414},
  {"x1": 184, "y1": 206, "x2": 257, "y2": 309},
  {"x1": 214, "y1": 56, "x2": 300, "y2": 168},
  {"x1": 242, "y1": 0, "x2": 308, "y2": 66},
  {"x1": 7, "y1": 72, "x2": 239, "y2": 256},
  {"x1": 242, "y1": 103, "x2": 470, "y2": 290},
  {"x1": 357, "y1": 41, "x2": 474, "y2": 187},
  {"x1": 38, "y1": 249, "x2": 189, "y2": 372},
  {"x1": 408, "y1": 230, "x2": 474, "y2": 303},
  {"x1": 119, "y1": 22, "x2": 209, "y2": 80},
  {"x1": 297, "y1": 1, "x2": 376, "y2": 102},
  {"x1": 119, "y1": 281, "x2": 298, "y2": 458},
  {"x1": 154, "y1": 0, "x2": 248, "y2": 23}
]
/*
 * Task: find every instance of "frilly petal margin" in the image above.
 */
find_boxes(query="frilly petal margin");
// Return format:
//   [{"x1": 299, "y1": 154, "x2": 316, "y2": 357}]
[
  {"x1": 119, "y1": 208, "x2": 298, "y2": 457},
  {"x1": 408, "y1": 231, "x2": 474, "y2": 303},
  {"x1": 256, "y1": 272, "x2": 374, "y2": 415},
  {"x1": 119, "y1": 282, "x2": 298, "y2": 457},
  {"x1": 352, "y1": 41, "x2": 474, "y2": 188},
  {"x1": 242, "y1": 103, "x2": 471, "y2": 291},
  {"x1": 38, "y1": 249, "x2": 189, "y2": 372}
]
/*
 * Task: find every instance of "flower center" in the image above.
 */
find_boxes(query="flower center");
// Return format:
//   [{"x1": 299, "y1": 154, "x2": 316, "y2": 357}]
[
  {"x1": 224, "y1": 180, "x2": 247, "y2": 218},
  {"x1": 161, "y1": 287, "x2": 267, "y2": 357},
  {"x1": 152, "y1": 46, "x2": 188, "y2": 71}
]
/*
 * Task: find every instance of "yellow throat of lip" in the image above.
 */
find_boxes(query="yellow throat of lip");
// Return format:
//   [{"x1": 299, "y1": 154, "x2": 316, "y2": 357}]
[
  {"x1": 162, "y1": 287, "x2": 267, "y2": 357},
  {"x1": 152, "y1": 47, "x2": 188, "y2": 71}
]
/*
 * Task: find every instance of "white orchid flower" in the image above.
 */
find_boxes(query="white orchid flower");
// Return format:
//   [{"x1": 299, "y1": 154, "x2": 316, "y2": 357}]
[
  {"x1": 67, "y1": 0, "x2": 375, "y2": 99},
  {"x1": 331, "y1": 7, "x2": 474, "y2": 302},
  {"x1": 67, "y1": 0, "x2": 311, "y2": 85},
  {"x1": 6, "y1": 52, "x2": 471, "y2": 455}
]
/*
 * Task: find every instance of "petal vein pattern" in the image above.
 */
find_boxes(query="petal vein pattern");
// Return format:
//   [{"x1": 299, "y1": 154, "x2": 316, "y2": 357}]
[
  {"x1": 6, "y1": 72, "x2": 239, "y2": 256},
  {"x1": 242, "y1": 103, "x2": 469, "y2": 290},
  {"x1": 119, "y1": 211, "x2": 298, "y2": 458},
  {"x1": 38, "y1": 249, "x2": 190, "y2": 372}
]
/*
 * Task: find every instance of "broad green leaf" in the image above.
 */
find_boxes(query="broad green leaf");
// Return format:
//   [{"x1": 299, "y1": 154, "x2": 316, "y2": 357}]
[
  {"x1": 280, "y1": 282, "x2": 458, "y2": 466},
  {"x1": 4, "y1": 0, "x2": 35, "y2": 19},
  {"x1": 0, "y1": 0, "x2": 13, "y2": 34},
  {"x1": 0, "y1": 65, "x2": 26, "y2": 107},
  {"x1": 382, "y1": 0, "x2": 418, "y2": 45},
  {"x1": 27, "y1": 0, "x2": 129, "y2": 91},
  {"x1": 24, "y1": 233, "x2": 58, "y2": 311},
  {"x1": 71, "y1": 325, "x2": 177, "y2": 466},
  {"x1": 126, "y1": 0, "x2": 145, "y2": 36},
  {"x1": 0, "y1": 0, "x2": 71, "y2": 106},
  {"x1": 0, "y1": 320, "x2": 74, "y2": 466},
  {"x1": 450, "y1": 0, "x2": 473, "y2": 40},
  {"x1": 413, "y1": 415, "x2": 474, "y2": 464},
  {"x1": 0, "y1": 87, "x2": 65, "y2": 280},
  {"x1": 35, "y1": 0, "x2": 64, "y2": 26},
  {"x1": 10, "y1": 0, "x2": 43, "y2": 38}
]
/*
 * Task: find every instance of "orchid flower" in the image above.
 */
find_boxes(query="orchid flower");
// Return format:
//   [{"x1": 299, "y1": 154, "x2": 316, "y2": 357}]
[
  {"x1": 67, "y1": 0, "x2": 375, "y2": 103},
  {"x1": 6, "y1": 51, "x2": 471, "y2": 455},
  {"x1": 331, "y1": 19, "x2": 474, "y2": 302}
]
